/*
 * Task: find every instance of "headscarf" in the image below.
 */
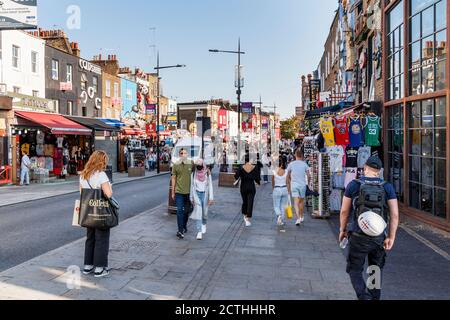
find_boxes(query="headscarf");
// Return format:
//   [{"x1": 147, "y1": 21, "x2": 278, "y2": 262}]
[{"x1": 195, "y1": 159, "x2": 207, "y2": 182}]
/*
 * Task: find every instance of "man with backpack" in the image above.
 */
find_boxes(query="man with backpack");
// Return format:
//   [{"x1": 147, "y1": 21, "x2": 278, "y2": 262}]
[{"x1": 339, "y1": 156, "x2": 399, "y2": 300}]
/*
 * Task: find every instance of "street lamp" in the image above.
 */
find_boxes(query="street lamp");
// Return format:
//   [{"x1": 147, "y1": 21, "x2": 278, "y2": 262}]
[
  {"x1": 154, "y1": 52, "x2": 186, "y2": 174},
  {"x1": 209, "y1": 38, "x2": 246, "y2": 163}
]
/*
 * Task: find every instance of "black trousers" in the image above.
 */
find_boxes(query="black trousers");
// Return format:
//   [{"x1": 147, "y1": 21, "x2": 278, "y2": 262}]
[
  {"x1": 346, "y1": 233, "x2": 386, "y2": 300},
  {"x1": 241, "y1": 188, "x2": 256, "y2": 218},
  {"x1": 84, "y1": 228, "x2": 110, "y2": 268}
]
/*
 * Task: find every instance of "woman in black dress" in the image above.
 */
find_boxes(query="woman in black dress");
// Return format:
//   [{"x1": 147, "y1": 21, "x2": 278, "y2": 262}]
[{"x1": 235, "y1": 154, "x2": 261, "y2": 227}]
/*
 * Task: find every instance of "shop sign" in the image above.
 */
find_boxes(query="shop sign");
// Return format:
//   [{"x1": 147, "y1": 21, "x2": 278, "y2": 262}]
[
  {"x1": 262, "y1": 117, "x2": 268, "y2": 130},
  {"x1": 10, "y1": 92, "x2": 55, "y2": 113},
  {"x1": 79, "y1": 59, "x2": 101, "y2": 75},
  {"x1": 0, "y1": 0, "x2": 37, "y2": 30},
  {"x1": 167, "y1": 114, "x2": 177, "y2": 125}
]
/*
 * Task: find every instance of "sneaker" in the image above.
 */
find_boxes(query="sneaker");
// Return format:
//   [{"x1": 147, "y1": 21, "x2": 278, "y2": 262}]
[
  {"x1": 83, "y1": 265, "x2": 95, "y2": 275},
  {"x1": 177, "y1": 232, "x2": 185, "y2": 239},
  {"x1": 296, "y1": 219, "x2": 301, "y2": 226},
  {"x1": 196, "y1": 232, "x2": 203, "y2": 240},
  {"x1": 245, "y1": 220, "x2": 252, "y2": 227},
  {"x1": 301, "y1": 216, "x2": 305, "y2": 223},
  {"x1": 94, "y1": 268, "x2": 110, "y2": 278},
  {"x1": 202, "y1": 225, "x2": 207, "y2": 234},
  {"x1": 277, "y1": 216, "x2": 284, "y2": 226}
]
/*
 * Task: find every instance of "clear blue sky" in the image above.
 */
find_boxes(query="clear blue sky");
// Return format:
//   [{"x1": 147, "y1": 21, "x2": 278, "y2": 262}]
[{"x1": 39, "y1": 0, "x2": 338, "y2": 119}]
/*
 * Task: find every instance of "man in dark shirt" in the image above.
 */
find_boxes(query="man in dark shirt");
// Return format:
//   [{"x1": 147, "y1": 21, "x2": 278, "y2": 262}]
[{"x1": 339, "y1": 156, "x2": 399, "y2": 300}]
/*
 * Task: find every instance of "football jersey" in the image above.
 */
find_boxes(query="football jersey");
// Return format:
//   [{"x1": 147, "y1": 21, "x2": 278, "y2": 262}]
[
  {"x1": 320, "y1": 117, "x2": 336, "y2": 147},
  {"x1": 334, "y1": 116, "x2": 350, "y2": 146}
]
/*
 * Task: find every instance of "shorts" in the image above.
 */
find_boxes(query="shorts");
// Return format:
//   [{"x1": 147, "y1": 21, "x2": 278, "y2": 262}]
[{"x1": 291, "y1": 183, "x2": 307, "y2": 199}]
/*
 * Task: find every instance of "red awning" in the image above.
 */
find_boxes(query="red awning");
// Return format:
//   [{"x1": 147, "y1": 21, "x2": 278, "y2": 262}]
[
  {"x1": 15, "y1": 111, "x2": 92, "y2": 136},
  {"x1": 122, "y1": 128, "x2": 146, "y2": 136}
]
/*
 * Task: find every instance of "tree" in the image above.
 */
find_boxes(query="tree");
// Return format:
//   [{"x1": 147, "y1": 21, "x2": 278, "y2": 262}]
[{"x1": 280, "y1": 116, "x2": 300, "y2": 140}]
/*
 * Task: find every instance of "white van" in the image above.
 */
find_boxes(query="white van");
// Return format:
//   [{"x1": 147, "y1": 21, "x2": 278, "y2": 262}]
[{"x1": 171, "y1": 137, "x2": 215, "y2": 167}]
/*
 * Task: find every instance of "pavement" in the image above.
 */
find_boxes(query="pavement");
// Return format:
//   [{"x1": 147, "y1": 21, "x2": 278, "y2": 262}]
[
  {"x1": 0, "y1": 181, "x2": 356, "y2": 300},
  {"x1": 0, "y1": 171, "x2": 168, "y2": 207}
]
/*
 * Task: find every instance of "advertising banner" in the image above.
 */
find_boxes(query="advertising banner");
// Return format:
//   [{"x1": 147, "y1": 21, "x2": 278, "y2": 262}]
[
  {"x1": 242, "y1": 113, "x2": 253, "y2": 132},
  {"x1": 0, "y1": 0, "x2": 37, "y2": 30},
  {"x1": 145, "y1": 104, "x2": 156, "y2": 115},
  {"x1": 241, "y1": 102, "x2": 253, "y2": 114}
]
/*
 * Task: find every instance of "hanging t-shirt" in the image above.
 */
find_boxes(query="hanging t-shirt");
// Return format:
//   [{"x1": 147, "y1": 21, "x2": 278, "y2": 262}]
[
  {"x1": 344, "y1": 167, "x2": 358, "y2": 188},
  {"x1": 364, "y1": 116, "x2": 382, "y2": 147},
  {"x1": 345, "y1": 147, "x2": 359, "y2": 168},
  {"x1": 21, "y1": 143, "x2": 30, "y2": 156},
  {"x1": 36, "y1": 144, "x2": 44, "y2": 156},
  {"x1": 349, "y1": 115, "x2": 364, "y2": 147},
  {"x1": 332, "y1": 172, "x2": 346, "y2": 190},
  {"x1": 330, "y1": 189, "x2": 343, "y2": 212},
  {"x1": 327, "y1": 146, "x2": 345, "y2": 173},
  {"x1": 57, "y1": 137, "x2": 64, "y2": 148},
  {"x1": 44, "y1": 144, "x2": 55, "y2": 157},
  {"x1": 45, "y1": 157, "x2": 54, "y2": 171},
  {"x1": 334, "y1": 116, "x2": 350, "y2": 146},
  {"x1": 371, "y1": 146, "x2": 383, "y2": 159},
  {"x1": 320, "y1": 117, "x2": 336, "y2": 147},
  {"x1": 357, "y1": 146, "x2": 372, "y2": 168},
  {"x1": 36, "y1": 132, "x2": 45, "y2": 144}
]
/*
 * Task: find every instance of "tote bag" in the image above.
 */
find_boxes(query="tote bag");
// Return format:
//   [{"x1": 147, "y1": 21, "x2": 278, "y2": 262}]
[
  {"x1": 285, "y1": 197, "x2": 293, "y2": 220},
  {"x1": 79, "y1": 180, "x2": 119, "y2": 230}
]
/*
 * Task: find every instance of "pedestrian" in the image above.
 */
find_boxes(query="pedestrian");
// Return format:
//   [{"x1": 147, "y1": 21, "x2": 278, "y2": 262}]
[
  {"x1": 262, "y1": 152, "x2": 271, "y2": 184},
  {"x1": 171, "y1": 148, "x2": 194, "y2": 239},
  {"x1": 235, "y1": 153, "x2": 261, "y2": 227},
  {"x1": 79, "y1": 150, "x2": 113, "y2": 278},
  {"x1": 272, "y1": 156, "x2": 289, "y2": 227},
  {"x1": 20, "y1": 151, "x2": 31, "y2": 186},
  {"x1": 286, "y1": 148, "x2": 310, "y2": 226},
  {"x1": 190, "y1": 159, "x2": 214, "y2": 240},
  {"x1": 151, "y1": 152, "x2": 157, "y2": 171},
  {"x1": 339, "y1": 156, "x2": 399, "y2": 300}
]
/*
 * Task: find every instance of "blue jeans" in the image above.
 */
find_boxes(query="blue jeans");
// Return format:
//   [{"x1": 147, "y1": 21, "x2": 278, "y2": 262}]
[
  {"x1": 196, "y1": 191, "x2": 207, "y2": 233},
  {"x1": 273, "y1": 187, "x2": 288, "y2": 222},
  {"x1": 20, "y1": 168, "x2": 30, "y2": 185},
  {"x1": 176, "y1": 193, "x2": 190, "y2": 233}
]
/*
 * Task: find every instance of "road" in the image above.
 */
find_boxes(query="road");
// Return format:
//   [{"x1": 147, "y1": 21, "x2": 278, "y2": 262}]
[{"x1": 0, "y1": 174, "x2": 171, "y2": 272}]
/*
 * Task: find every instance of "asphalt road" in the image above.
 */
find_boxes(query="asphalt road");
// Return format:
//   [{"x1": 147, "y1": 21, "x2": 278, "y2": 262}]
[{"x1": 0, "y1": 174, "x2": 171, "y2": 272}]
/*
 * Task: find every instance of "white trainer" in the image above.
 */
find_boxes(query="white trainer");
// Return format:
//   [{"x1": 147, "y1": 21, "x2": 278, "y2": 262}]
[
  {"x1": 196, "y1": 232, "x2": 203, "y2": 240},
  {"x1": 277, "y1": 216, "x2": 283, "y2": 226},
  {"x1": 202, "y1": 225, "x2": 207, "y2": 234},
  {"x1": 296, "y1": 219, "x2": 301, "y2": 226},
  {"x1": 245, "y1": 220, "x2": 252, "y2": 227},
  {"x1": 301, "y1": 216, "x2": 305, "y2": 223}
]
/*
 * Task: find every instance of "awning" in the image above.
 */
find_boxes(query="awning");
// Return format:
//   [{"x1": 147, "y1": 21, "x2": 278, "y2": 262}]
[
  {"x1": 65, "y1": 116, "x2": 121, "y2": 132},
  {"x1": 122, "y1": 128, "x2": 146, "y2": 136},
  {"x1": 99, "y1": 118, "x2": 126, "y2": 128},
  {"x1": 15, "y1": 111, "x2": 92, "y2": 136}
]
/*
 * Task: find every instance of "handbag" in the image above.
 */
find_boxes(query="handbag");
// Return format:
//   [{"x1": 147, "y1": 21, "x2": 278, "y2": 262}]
[
  {"x1": 72, "y1": 199, "x2": 81, "y2": 227},
  {"x1": 79, "y1": 180, "x2": 119, "y2": 230},
  {"x1": 285, "y1": 197, "x2": 293, "y2": 220}
]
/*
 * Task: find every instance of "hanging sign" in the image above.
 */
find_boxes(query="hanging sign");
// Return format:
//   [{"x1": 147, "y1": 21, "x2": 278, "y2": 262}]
[
  {"x1": 241, "y1": 102, "x2": 253, "y2": 114},
  {"x1": 145, "y1": 104, "x2": 156, "y2": 115}
]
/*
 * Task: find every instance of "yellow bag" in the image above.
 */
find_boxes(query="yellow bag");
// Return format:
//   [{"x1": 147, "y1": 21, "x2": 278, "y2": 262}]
[{"x1": 285, "y1": 198, "x2": 293, "y2": 220}]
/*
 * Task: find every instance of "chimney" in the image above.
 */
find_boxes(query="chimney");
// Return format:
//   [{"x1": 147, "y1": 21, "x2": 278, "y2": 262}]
[{"x1": 71, "y1": 42, "x2": 81, "y2": 57}]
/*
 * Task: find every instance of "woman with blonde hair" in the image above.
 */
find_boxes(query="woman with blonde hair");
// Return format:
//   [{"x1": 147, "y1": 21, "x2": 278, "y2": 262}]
[{"x1": 79, "y1": 150, "x2": 113, "y2": 278}]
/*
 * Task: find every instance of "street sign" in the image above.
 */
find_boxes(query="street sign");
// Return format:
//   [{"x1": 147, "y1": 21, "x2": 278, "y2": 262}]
[{"x1": 0, "y1": 0, "x2": 38, "y2": 30}]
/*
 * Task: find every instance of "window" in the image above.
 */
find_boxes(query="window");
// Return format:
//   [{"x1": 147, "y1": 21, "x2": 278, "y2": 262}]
[
  {"x1": 67, "y1": 101, "x2": 73, "y2": 116},
  {"x1": 387, "y1": 1, "x2": 404, "y2": 101},
  {"x1": 81, "y1": 73, "x2": 87, "y2": 91},
  {"x1": 12, "y1": 45, "x2": 20, "y2": 69},
  {"x1": 32, "y1": 90, "x2": 39, "y2": 97},
  {"x1": 408, "y1": 98, "x2": 447, "y2": 218},
  {"x1": 66, "y1": 64, "x2": 73, "y2": 83},
  {"x1": 126, "y1": 88, "x2": 132, "y2": 101},
  {"x1": 409, "y1": 0, "x2": 447, "y2": 95},
  {"x1": 13, "y1": 86, "x2": 20, "y2": 94},
  {"x1": 93, "y1": 76, "x2": 98, "y2": 94},
  {"x1": 387, "y1": 104, "x2": 404, "y2": 201},
  {"x1": 105, "y1": 80, "x2": 111, "y2": 97},
  {"x1": 31, "y1": 51, "x2": 38, "y2": 73},
  {"x1": 114, "y1": 82, "x2": 119, "y2": 98},
  {"x1": 52, "y1": 59, "x2": 59, "y2": 80},
  {"x1": 82, "y1": 106, "x2": 87, "y2": 117}
]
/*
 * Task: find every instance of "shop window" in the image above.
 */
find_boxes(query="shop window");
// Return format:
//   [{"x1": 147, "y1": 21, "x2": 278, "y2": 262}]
[
  {"x1": 387, "y1": 1, "x2": 404, "y2": 101},
  {"x1": 387, "y1": 104, "x2": 404, "y2": 201},
  {"x1": 407, "y1": 97, "x2": 447, "y2": 217},
  {"x1": 409, "y1": 0, "x2": 447, "y2": 96}
]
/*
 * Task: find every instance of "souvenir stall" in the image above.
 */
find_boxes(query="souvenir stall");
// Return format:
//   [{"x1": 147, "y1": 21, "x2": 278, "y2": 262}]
[
  {"x1": 12, "y1": 111, "x2": 92, "y2": 183},
  {"x1": 302, "y1": 105, "x2": 384, "y2": 216}
]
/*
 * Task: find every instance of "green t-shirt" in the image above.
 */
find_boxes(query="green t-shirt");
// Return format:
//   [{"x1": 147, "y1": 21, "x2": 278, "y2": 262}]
[{"x1": 173, "y1": 161, "x2": 194, "y2": 194}]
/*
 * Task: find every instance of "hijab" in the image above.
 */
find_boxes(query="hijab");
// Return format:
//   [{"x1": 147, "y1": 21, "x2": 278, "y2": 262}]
[{"x1": 195, "y1": 159, "x2": 207, "y2": 182}]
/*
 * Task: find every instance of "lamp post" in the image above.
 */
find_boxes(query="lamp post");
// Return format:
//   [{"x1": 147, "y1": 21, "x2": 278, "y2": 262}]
[
  {"x1": 209, "y1": 38, "x2": 246, "y2": 163},
  {"x1": 154, "y1": 52, "x2": 186, "y2": 174}
]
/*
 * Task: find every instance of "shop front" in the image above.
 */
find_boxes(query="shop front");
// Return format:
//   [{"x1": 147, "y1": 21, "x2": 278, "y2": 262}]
[
  {"x1": 66, "y1": 116, "x2": 121, "y2": 172},
  {"x1": 383, "y1": 0, "x2": 450, "y2": 231},
  {"x1": 12, "y1": 111, "x2": 92, "y2": 183}
]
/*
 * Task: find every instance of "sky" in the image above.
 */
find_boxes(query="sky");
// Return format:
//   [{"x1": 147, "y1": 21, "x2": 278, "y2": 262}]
[{"x1": 38, "y1": 0, "x2": 338, "y2": 119}]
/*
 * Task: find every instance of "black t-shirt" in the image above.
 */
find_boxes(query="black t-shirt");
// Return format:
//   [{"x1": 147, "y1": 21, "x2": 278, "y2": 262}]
[{"x1": 345, "y1": 147, "x2": 359, "y2": 168}]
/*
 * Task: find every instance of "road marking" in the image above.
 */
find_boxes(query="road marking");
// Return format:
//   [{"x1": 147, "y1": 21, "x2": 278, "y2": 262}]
[{"x1": 400, "y1": 225, "x2": 450, "y2": 261}]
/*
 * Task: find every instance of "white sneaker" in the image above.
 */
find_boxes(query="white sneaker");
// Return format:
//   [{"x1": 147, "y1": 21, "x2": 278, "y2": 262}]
[
  {"x1": 245, "y1": 220, "x2": 252, "y2": 227},
  {"x1": 196, "y1": 232, "x2": 203, "y2": 240},
  {"x1": 277, "y1": 216, "x2": 283, "y2": 226},
  {"x1": 301, "y1": 216, "x2": 305, "y2": 223},
  {"x1": 296, "y1": 219, "x2": 301, "y2": 226},
  {"x1": 202, "y1": 225, "x2": 207, "y2": 234}
]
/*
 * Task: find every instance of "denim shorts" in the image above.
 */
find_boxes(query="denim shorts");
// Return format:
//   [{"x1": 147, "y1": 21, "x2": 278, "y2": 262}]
[{"x1": 291, "y1": 183, "x2": 307, "y2": 199}]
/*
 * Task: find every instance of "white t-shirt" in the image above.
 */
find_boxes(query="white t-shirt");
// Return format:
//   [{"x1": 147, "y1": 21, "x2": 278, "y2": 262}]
[
  {"x1": 273, "y1": 170, "x2": 288, "y2": 187},
  {"x1": 80, "y1": 171, "x2": 110, "y2": 189},
  {"x1": 327, "y1": 146, "x2": 345, "y2": 173},
  {"x1": 194, "y1": 178, "x2": 208, "y2": 192},
  {"x1": 21, "y1": 155, "x2": 31, "y2": 170}
]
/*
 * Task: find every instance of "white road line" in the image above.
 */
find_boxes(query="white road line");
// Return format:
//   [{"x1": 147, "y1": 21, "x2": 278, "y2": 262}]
[{"x1": 400, "y1": 225, "x2": 450, "y2": 261}]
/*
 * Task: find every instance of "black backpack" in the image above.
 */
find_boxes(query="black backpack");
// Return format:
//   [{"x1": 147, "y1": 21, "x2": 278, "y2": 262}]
[{"x1": 351, "y1": 179, "x2": 389, "y2": 233}]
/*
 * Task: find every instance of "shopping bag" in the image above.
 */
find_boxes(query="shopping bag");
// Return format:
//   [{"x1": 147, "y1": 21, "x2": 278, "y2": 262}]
[
  {"x1": 72, "y1": 199, "x2": 81, "y2": 227},
  {"x1": 285, "y1": 198, "x2": 293, "y2": 220},
  {"x1": 79, "y1": 188, "x2": 119, "y2": 230}
]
